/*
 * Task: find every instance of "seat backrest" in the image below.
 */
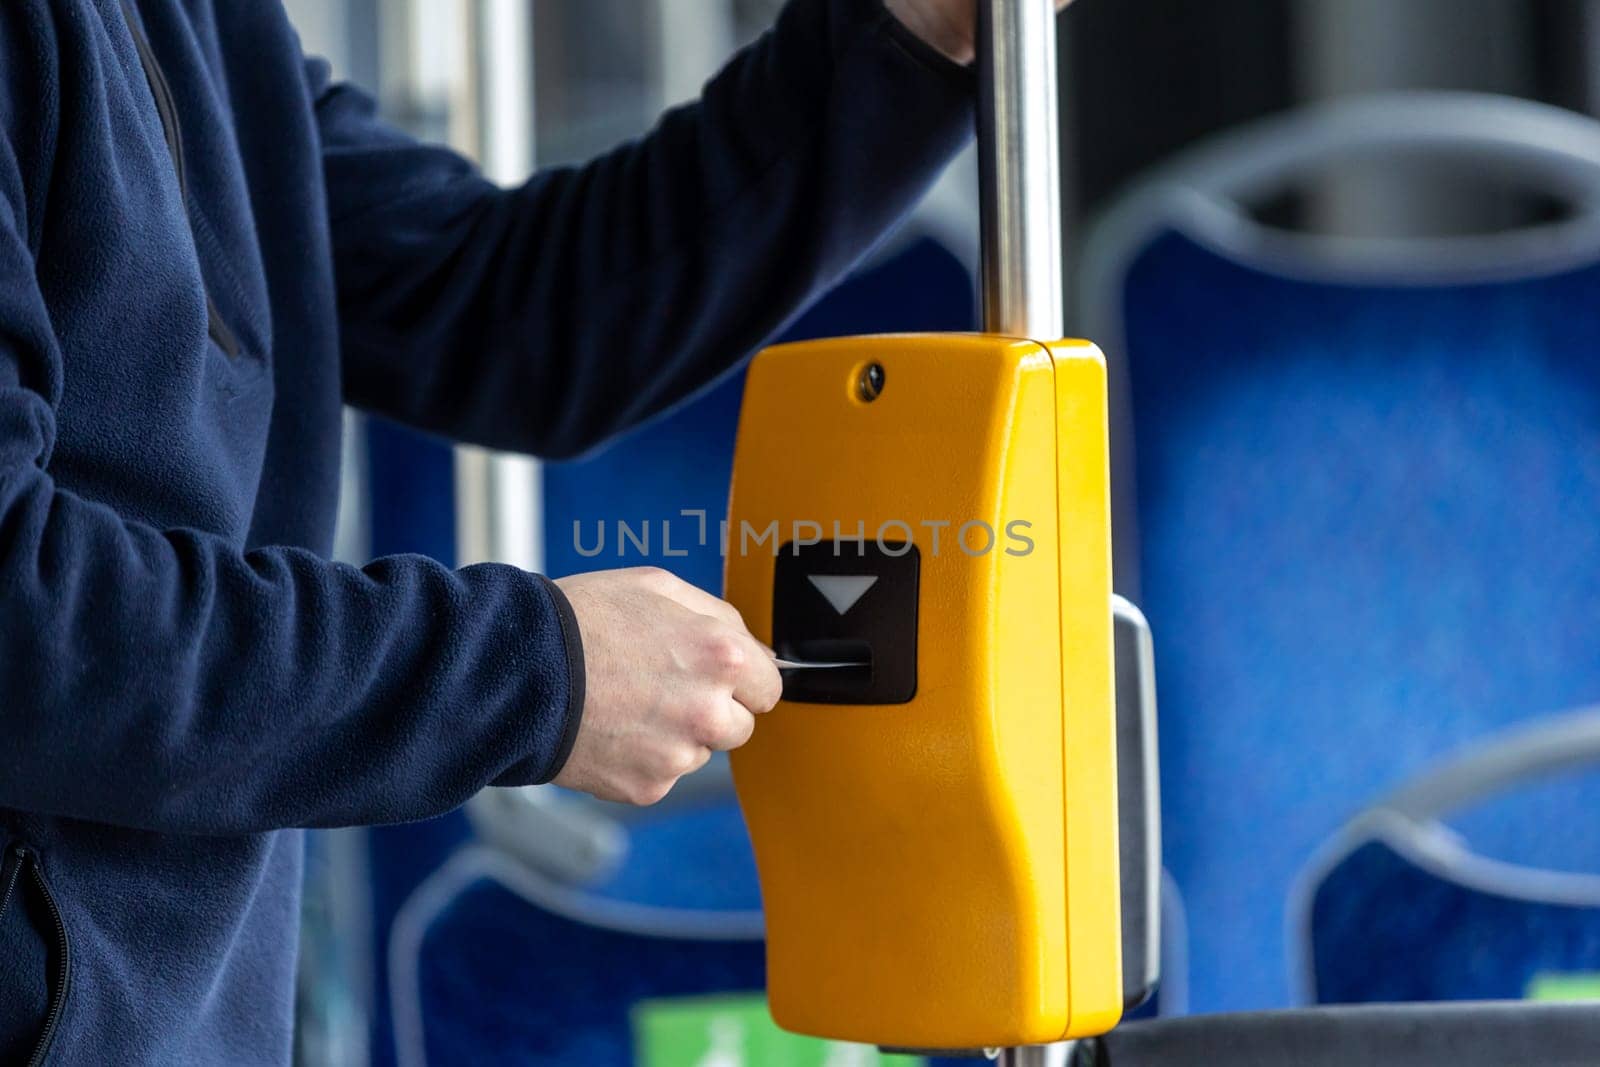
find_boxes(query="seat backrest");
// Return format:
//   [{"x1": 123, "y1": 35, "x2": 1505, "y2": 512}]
[
  {"x1": 1296, "y1": 710, "x2": 1600, "y2": 1004},
  {"x1": 1303, "y1": 822, "x2": 1600, "y2": 1005},
  {"x1": 1079, "y1": 92, "x2": 1600, "y2": 1013},
  {"x1": 395, "y1": 847, "x2": 765, "y2": 1067}
]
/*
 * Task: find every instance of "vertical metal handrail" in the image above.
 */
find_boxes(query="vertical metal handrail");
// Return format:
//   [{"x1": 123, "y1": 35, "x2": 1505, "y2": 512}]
[
  {"x1": 455, "y1": 0, "x2": 542, "y2": 574},
  {"x1": 979, "y1": 3, "x2": 1071, "y2": 1062},
  {"x1": 978, "y1": 0, "x2": 1064, "y2": 341}
]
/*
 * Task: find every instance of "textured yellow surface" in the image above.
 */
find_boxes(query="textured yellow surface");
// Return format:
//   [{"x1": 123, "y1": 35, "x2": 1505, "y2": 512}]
[{"x1": 725, "y1": 334, "x2": 1120, "y2": 1048}]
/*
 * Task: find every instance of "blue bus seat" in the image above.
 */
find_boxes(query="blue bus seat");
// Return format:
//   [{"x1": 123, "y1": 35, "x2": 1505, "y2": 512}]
[{"x1": 1080, "y1": 92, "x2": 1600, "y2": 1012}]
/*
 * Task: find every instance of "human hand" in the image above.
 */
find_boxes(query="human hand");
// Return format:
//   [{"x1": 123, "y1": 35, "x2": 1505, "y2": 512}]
[
  {"x1": 884, "y1": 0, "x2": 1076, "y2": 66},
  {"x1": 550, "y1": 567, "x2": 782, "y2": 805}
]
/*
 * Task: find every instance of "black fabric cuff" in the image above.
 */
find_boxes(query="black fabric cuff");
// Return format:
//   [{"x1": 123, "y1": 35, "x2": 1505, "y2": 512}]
[{"x1": 534, "y1": 575, "x2": 586, "y2": 783}]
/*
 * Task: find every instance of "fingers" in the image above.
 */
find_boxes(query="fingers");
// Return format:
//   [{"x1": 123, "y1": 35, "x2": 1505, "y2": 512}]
[
  {"x1": 732, "y1": 662, "x2": 782, "y2": 718},
  {"x1": 654, "y1": 741, "x2": 714, "y2": 781},
  {"x1": 728, "y1": 630, "x2": 782, "y2": 714},
  {"x1": 718, "y1": 706, "x2": 756, "y2": 751},
  {"x1": 694, "y1": 620, "x2": 782, "y2": 715},
  {"x1": 626, "y1": 701, "x2": 744, "y2": 809},
  {"x1": 690, "y1": 697, "x2": 757, "y2": 753},
  {"x1": 684, "y1": 744, "x2": 714, "y2": 776},
  {"x1": 556, "y1": 565, "x2": 778, "y2": 809}
]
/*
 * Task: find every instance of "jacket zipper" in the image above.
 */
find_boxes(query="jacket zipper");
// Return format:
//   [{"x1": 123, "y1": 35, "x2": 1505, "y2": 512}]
[
  {"x1": 2, "y1": 847, "x2": 71, "y2": 1067},
  {"x1": 118, "y1": 1, "x2": 242, "y2": 359},
  {"x1": 16, "y1": 849, "x2": 71, "y2": 1067},
  {"x1": 0, "y1": 846, "x2": 22, "y2": 924}
]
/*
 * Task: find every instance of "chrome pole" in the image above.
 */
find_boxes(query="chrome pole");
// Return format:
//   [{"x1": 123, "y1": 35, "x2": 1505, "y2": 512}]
[
  {"x1": 977, "y1": 0, "x2": 1064, "y2": 339},
  {"x1": 454, "y1": 0, "x2": 542, "y2": 574},
  {"x1": 979, "y1": 2, "x2": 1071, "y2": 1063},
  {"x1": 996, "y1": 1042, "x2": 1074, "y2": 1067}
]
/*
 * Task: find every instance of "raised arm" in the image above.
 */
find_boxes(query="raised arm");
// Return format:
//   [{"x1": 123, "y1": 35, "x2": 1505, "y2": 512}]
[{"x1": 320, "y1": 0, "x2": 973, "y2": 458}]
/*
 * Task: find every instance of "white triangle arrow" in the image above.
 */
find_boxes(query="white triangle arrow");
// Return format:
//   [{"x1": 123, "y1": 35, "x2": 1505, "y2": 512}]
[{"x1": 806, "y1": 574, "x2": 878, "y2": 615}]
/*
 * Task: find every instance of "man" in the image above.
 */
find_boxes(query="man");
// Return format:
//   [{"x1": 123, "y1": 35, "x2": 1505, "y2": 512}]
[{"x1": 0, "y1": 0, "x2": 1002, "y2": 1061}]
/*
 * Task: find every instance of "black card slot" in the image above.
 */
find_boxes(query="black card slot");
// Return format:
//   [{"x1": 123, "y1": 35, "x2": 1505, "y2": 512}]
[
  {"x1": 771, "y1": 541, "x2": 917, "y2": 705},
  {"x1": 778, "y1": 639, "x2": 874, "y2": 681}
]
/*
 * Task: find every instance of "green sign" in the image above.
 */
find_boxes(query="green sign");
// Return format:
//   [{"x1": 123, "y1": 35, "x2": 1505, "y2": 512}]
[
  {"x1": 1525, "y1": 972, "x2": 1600, "y2": 1002},
  {"x1": 632, "y1": 994, "x2": 925, "y2": 1067}
]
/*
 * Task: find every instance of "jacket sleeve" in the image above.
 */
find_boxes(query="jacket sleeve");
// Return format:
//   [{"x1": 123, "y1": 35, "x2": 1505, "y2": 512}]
[
  {"x1": 319, "y1": 0, "x2": 974, "y2": 458},
  {"x1": 0, "y1": 127, "x2": 585, "y2": 837}
]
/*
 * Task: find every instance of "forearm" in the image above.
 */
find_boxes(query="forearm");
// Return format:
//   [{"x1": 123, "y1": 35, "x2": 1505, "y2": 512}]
[
  {"x1": 0, "y1": 456, "x2": 581, "y2": 835},
  {"x1": 333, "y1": 0, "x2": 974, "y2": 457}
]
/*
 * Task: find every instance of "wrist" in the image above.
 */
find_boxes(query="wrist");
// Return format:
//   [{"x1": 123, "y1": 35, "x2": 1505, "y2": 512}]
[{"x1": 537, "y1": 575, "x2": 587, "y2": 783}]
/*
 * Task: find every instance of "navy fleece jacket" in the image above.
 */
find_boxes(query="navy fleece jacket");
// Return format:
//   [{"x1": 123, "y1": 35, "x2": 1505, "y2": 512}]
[{"x1": 0, "y1": 0, "x2": 972, "y2": 1062}]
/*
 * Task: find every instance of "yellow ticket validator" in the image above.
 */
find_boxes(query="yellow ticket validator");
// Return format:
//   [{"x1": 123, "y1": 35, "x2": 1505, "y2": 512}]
[{"x1": 725, "y1": 333, "x2": 1122, "y2": 1050}]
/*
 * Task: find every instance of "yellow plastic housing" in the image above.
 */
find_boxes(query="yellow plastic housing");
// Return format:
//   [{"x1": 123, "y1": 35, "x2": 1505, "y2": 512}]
[{"x1": 725, "y1": 334, "x2": 1121, "y2": 1049}]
